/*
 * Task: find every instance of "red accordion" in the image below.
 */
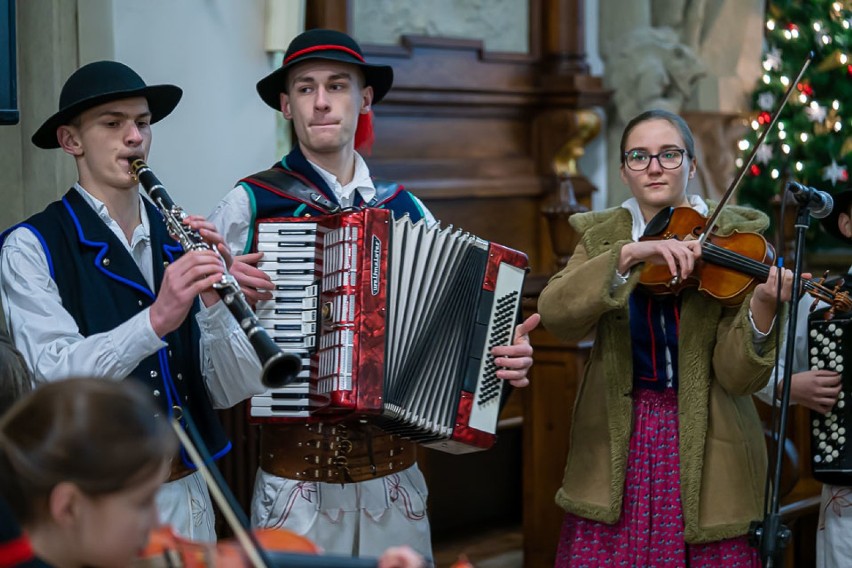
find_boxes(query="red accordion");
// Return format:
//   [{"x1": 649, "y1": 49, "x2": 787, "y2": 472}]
[{"x1": 248, "y1": 209, "x2": 528, "y2": 454}]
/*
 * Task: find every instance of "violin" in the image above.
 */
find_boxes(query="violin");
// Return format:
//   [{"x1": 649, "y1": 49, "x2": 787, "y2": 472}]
[
  {"x1": 135, "y1": 525, "x2": 320, "y2": 567},
  {"x1": 135, "y1": 525, "x2": 451, "y2": 568},
  {"x1": 638, "y1": 206, "x2": 852, "y2": 312},
  {"x1": 635, "y1": 52, "x2": 852, "y2": 313}
]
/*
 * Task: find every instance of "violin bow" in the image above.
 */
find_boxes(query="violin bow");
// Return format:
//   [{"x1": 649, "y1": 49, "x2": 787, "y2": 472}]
[
  {"x1": 697, "y1": 52, "x2": 814, "y2": 246},
  {"x1": 169, "y1": 415, "x2": 269, "y2": 568},
  {"x1": 170, "y1": 411, "x2": 379, "y2": 568}
]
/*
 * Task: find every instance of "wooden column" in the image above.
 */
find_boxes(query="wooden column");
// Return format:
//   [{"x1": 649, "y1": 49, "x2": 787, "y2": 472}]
[{"x1": 540, "y1": 0, "x2": 588, "y2": 76}]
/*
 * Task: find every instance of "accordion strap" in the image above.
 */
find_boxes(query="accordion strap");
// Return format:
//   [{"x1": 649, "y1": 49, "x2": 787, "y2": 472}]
[
  {"x1": 242, "y1": 167, "x2": 403, "y2": 214},
  {"x1": 242, "y1": 167, "x2": 340, "y2": 213}
]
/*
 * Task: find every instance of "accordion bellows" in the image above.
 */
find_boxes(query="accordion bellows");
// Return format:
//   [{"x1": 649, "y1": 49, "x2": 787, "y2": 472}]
[{"x1": 249, "y1": 209, "x2": 528, "y2": 454}]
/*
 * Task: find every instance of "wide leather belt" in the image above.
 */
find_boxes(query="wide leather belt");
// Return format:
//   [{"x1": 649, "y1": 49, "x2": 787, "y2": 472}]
[{"x1": 260, "y1": 421, "x2": 417, "y2": 484}]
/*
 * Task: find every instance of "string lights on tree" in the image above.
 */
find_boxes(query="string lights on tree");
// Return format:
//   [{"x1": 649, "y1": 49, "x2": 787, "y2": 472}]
[{"x1": 738, "y1": 0, "x2": 851, "y2": 243}]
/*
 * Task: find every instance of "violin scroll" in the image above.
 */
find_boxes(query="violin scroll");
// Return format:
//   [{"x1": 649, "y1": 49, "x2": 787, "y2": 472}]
[{"x1": 808, "y1": 273, "x2": 852, "y2": 319}]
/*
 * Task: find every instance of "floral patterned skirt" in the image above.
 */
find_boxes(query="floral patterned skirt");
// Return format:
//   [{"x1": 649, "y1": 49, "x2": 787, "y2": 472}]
[{"x1": 555, "y1": 387, "x2": 760, "y2": 568}]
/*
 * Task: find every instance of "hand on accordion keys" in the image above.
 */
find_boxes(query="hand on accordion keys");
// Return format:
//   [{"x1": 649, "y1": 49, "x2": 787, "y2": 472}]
[
  {"x1": 180, "y1": 216, "x2": 274, "y2": 306},
  {"x1": 782, "y1": 369, "x2": 842, "y2": 415},
  {"x1": 489, "y1": 313, "x2": 541, "y2": 388},
  {"x1": 228, "y1": 251, "x2": 274, "y2": 306}
]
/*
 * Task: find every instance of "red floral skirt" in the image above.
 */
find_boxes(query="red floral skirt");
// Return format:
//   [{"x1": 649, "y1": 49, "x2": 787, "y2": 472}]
[{"x1": 555, "y1": 388, "x2": 760, "y2": 567}]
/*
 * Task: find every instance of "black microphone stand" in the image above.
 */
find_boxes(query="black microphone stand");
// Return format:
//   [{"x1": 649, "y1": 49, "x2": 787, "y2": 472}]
[{"x1": 748, "y1": 202, "x2": 812, "y2": 567}]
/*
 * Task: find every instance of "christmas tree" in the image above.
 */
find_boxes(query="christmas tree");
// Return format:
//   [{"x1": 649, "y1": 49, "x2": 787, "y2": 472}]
[{"x1": 738, "y1": 0, "x2": 851, "y2": 246}]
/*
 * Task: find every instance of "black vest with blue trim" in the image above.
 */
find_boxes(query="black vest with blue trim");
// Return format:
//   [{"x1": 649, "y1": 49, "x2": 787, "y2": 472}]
[
  {"x1": 238, "y1": 146, "x2": 426, "y2": 236},
  {"x1": 14, "y1": 189, "x2": 230, "y2": 466}
]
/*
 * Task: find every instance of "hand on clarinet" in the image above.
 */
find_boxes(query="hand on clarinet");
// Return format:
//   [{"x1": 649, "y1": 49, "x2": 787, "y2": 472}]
[
  {"x1": 149, "y1": 250, "x2": 224, "y2": 336},
  {"x1": 490, "y1": 313, "x2": 540, "y2": 388},
  {"x1": 183, "y1": 215, "x2": 274, "y2": 306}
]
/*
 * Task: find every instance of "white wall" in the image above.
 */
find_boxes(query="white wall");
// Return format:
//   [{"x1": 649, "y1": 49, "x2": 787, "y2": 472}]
[{"x1": 77, "y1": 0, "x2": 283, "y2": 216}]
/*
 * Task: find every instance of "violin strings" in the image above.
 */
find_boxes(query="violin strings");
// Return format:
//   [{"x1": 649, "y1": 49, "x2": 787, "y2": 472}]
[
  {"x1": 702, "y1": 243, "x2": 771, "y2": 277},
  {"x1": 702, "y1": 242, "x2": 838, "y2": 300}
]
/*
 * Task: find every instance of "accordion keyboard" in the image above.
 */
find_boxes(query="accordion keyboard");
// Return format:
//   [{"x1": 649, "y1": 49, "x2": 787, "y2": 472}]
[
  {"x1": 250, "y1": 222, "x2": 322, "y2": 419},
  {"x1": 809, "y1": 316, "x2": 852, "y2": 481}
]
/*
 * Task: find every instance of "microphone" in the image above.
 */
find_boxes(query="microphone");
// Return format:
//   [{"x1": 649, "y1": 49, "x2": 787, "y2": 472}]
[{"x1": 787, "y1": 181, "x2": 834, "y2": 219}]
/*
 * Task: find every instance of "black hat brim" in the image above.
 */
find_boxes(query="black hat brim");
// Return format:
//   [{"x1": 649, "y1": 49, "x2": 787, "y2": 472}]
[
  {"x1": 820, "y1": 188, "x2": 852, "y2": 243},
  {"x1": 31, "y1": 84, "x2": 182, "y2": 149},
  {"x1": 256, "y1": 52, "x2": 393, "y2": 111}
]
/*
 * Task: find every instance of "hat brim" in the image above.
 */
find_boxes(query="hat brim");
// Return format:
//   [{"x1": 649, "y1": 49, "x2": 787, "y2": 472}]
[
  {"x1": 31, "y1": 84, "x2": 183, "y2": 149},
  {"x1": 256, "y1": 53, "x2": 393, "y2": 111},
  {"x1": 820, "y1": 189, "x2": 852, "y2": 243}
]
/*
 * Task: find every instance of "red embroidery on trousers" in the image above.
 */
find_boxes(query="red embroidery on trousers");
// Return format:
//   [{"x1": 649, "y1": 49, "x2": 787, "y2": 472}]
[
  {"x1": 271, "y1": 481, "x2": 318, "y2": 529},
  {"x1": 387, "y1": 474, "x2": 426, "y2": 521}
]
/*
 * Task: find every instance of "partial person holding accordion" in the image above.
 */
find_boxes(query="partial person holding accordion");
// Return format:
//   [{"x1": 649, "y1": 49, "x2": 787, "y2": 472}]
[
  {"x1": 754, "y1": 187, "x2": 852, "y2": 568},
  {"x1": 538, "y1": 109, "x2": 796, "y2": 567},
  {"x1": 0, "y1": 61, "x2": 267, "y2": 542},
  {"x1": 208, "y1": 28, "x2": 539, "y2": 561}
]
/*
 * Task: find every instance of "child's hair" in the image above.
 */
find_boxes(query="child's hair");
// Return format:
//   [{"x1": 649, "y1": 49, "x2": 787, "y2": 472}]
[
  {"x1": 0, "y1": 378, "x2": 178, "y2": 525},
  {"x1": 0, "y1": 333, "x2": 34, "y2": 417}
]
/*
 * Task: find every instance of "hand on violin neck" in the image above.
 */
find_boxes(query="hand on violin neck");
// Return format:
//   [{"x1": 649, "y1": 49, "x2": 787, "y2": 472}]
[
  {"x1": 750, "y1": 265, "x2": 797, "y2": 332},
  {"x1": 619, "y1": 238, "x2": 702, "y2": 279}
]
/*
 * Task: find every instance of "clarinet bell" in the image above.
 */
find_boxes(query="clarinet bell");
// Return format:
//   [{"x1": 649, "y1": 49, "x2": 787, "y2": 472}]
[{"x1": 260, "y1": 350, "x2": 303, "y2": 388}]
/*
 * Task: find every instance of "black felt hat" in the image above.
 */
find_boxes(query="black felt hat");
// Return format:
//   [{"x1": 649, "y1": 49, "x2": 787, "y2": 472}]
[
  {"x1": 820, "y1": 188, "x2": 852, "y2": 243},
  {"x1": 32, "y1": 60, "x2": 182, "y2": 149},
  {"x1": 256, "y1": 28, "x2": 393, "y2": 110}
]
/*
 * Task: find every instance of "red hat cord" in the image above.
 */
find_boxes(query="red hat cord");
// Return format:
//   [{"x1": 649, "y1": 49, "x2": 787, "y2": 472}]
[{"x1": 283, "y1": 44, "x2": 365, "y2": 66}]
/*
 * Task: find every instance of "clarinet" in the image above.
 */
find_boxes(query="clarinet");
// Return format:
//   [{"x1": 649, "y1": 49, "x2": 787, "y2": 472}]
[{"x1": 129, "y1": 157, "x2": 301, "y2": 388}]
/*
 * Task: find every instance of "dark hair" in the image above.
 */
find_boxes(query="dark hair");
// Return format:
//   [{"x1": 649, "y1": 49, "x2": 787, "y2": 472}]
[
  {"x1": 0, "y1": 378, "x2": 178, "y2": 525},
  {"x1": 620, "y1": 109, "x2": 696, "y2": 163},
  {"x1": 0, "y1": 333, "x2": 34, "y2": 417}
]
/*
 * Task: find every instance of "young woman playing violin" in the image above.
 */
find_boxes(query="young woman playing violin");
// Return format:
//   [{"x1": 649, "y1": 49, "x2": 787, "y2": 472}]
[
  {"x1": 539, "y1": 109, "x2": 796, "y2": 567},
  {"x1": 0, "y1": 378, "x2": 424, "y2": 568}
]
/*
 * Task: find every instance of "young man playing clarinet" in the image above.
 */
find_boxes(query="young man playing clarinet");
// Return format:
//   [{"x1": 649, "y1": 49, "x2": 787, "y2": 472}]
[
  {"x1": 0, "y1": 60, "x2": 266, "y2": 542},
  {"x1": 208, "y1": 29, "x2": 539, "y2": 560}
]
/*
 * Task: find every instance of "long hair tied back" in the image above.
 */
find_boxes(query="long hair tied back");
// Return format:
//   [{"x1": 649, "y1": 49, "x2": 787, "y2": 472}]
[{"x1": 0, "y1": 378, "x2": 178, "y2": 524}]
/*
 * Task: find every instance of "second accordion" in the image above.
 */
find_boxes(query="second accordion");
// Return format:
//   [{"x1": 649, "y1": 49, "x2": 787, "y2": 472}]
[
  {"x1": 248, "y1": 209, "x2": 529, "y2": 454},
  {"x1": 809, "y1": 306, "x2": 852, "y2": 485}
]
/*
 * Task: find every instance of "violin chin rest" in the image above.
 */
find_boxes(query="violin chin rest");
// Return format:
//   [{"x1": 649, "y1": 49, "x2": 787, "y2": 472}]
[{"x1": 643, "y1": 207, "x2": 675, "y2": 237}]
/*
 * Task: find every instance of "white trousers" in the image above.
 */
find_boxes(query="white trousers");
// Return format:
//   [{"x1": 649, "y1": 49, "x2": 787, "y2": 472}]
[
  {"x1": 251, "y1": 463, "x2": 433, "y2": 561},
  {"x1": 818, "y1": 483, "x2": 852, "y2": 567},
  {"x1": 156, "y1": 471, "x2": 216, "y2": 542}
]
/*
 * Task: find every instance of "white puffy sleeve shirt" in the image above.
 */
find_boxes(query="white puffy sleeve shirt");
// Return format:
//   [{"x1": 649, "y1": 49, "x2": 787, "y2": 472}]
[{"x1": 0, "y1": 184, "x2": 263, "y2": 408}]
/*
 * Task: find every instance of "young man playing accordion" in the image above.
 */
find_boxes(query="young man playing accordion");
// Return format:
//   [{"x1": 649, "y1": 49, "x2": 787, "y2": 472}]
[{"x1": 208, "y1": 28, "x2": 539, "y2": 561}]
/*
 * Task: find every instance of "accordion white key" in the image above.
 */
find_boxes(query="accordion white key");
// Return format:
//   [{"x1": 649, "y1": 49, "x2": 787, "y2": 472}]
[{"x1": 249, "y1": 209, "x2": 528, "y2": 454}]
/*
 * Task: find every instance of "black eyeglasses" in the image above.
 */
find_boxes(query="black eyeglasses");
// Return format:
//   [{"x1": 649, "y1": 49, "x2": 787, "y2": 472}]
[{"x1": 623, "y1": 148, "x2": 687, "y2": 171}]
